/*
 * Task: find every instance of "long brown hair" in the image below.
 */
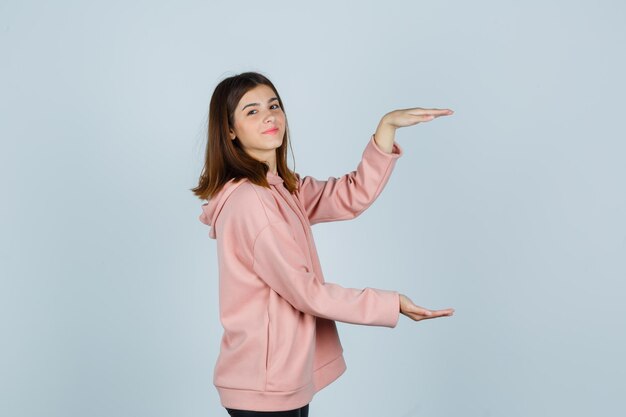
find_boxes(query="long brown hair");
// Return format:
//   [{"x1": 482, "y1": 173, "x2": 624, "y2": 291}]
[{"x1": 191, "y1": 71, "x2": 298, "y2": 201}]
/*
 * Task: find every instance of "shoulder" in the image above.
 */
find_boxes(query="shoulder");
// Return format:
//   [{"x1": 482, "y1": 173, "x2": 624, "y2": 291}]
[{"x1": 218, "y1": 180, "x2": 285, "y2": 232}]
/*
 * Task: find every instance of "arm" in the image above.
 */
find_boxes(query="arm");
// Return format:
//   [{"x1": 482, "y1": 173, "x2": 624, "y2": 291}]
[
  {"x1": 252, "y1": 220, "x2": 400, "y2": 328},
  {"x1": 296, "y1": 133, "x2": 403, "y2": 225}
]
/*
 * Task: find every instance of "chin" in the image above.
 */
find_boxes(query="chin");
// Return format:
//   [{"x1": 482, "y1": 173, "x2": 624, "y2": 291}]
[{"x1": 266, "y1": 136, "x2": 283, "y2": 147}]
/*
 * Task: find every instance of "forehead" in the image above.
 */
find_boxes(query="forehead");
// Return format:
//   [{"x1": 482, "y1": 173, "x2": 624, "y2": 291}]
[{"x1": 239, "y1": 84, "x2": 275, "y2": 102}]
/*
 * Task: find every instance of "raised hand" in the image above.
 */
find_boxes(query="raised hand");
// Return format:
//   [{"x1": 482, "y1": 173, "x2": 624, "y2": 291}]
[
  {"x1": 383, "y1": 107, "x2": 454, "y2": 129},
  {"x1": 373, "y1": 107, "x2": 454, "y2": 153}
]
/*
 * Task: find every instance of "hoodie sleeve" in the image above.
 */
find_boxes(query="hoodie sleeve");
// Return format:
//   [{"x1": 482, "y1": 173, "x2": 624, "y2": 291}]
[
  {"x1": 296, "y1": 134, "x2": 403, "y2": 226},
  {"x1": 252, "y1": 220, "x2": 400, "y2": 328}
]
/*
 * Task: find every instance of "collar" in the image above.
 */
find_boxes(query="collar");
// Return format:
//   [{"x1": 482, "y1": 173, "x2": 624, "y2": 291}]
[{"x1": 267, "y1": 171, "x2": 284, "y2": 185}]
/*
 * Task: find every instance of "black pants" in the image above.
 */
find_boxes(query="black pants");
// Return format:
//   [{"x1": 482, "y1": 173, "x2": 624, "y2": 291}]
[{"x1": 225, "y1": 403, "x2": 309, "y2": 417}]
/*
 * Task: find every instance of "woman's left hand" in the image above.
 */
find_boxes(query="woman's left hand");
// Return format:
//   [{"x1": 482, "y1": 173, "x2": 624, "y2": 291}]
[{"x1": 383, "y1": 107, "x2": 454, "y2": 129}]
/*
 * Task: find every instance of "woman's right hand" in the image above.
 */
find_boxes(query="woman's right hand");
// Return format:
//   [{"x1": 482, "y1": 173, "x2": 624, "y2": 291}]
[{"x1": 399, "y1": 294, "x2": 455, "y2": 322}]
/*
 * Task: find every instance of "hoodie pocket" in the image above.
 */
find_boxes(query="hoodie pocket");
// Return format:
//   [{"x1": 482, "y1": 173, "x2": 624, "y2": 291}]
[{"x1": 265, "y1": 309, "x2": 272, "y2": 372}]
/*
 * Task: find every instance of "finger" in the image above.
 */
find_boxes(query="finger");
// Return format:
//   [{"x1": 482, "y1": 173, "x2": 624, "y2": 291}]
[
  {"x1": 409, "y1": 114, "x2": 437, "y2": 123},
  {"x1": 423, "y1": 309, "x2": 454, "y2": 318},
  {"x1": 427, "y1": 110, "x2": 454, "y2": 119},
  {"x1": 414, "y1": 307, "x2": 433, "y2": 316},
  {"x1": 406, "y1": 309, "x2": 454, "y2": 321},
  {"x1": 408, "y1": 112, "x2": 437, "y2": 120},
  {"x1": 430, "y1": 310, "x2": 454, "y2": 317},
  {"x1": 409, "y1": 108, "x2": 454, "y2": 115},
  {"x1": 408, "y1": 113, "x2": 437, "y2": 119},
  {"x1": 423, "y1": 311, "x2": 453, "y2": 320},
  {"x1": 411, "y1": 112, "x2": 453, "y2": 122},
  {"x1": 426, "y1": 108, "x2": 454, "y2": 114}
]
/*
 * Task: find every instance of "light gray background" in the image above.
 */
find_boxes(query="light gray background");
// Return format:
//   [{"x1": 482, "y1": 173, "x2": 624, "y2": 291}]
[{"x1": 1, "y1": 1, "x2": 625, "y2": 416}]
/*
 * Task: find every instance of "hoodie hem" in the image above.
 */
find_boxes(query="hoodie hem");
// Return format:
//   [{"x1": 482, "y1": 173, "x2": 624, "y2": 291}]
[
  {"x1": 216, "y1": 353, "x2": 347, "y2": 412},
  {"x1": 312, "y1": 352, "x2": 347, "y2": 391}
]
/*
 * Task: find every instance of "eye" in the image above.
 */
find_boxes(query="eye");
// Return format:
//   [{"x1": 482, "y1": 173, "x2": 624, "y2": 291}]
[{"x1": 247, "y1": 104, "x2": 281, "y2": 116}]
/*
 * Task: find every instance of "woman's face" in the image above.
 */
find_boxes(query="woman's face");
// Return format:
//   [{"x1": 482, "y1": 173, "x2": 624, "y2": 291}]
[{"x1": 229, "y1": 84, "x2": 286, "y2": 169}]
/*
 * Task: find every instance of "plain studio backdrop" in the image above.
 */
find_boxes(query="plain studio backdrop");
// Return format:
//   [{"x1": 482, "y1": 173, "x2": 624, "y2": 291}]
[{"x1": 1, "y1": 1, "x2": 625, "y2": 416}]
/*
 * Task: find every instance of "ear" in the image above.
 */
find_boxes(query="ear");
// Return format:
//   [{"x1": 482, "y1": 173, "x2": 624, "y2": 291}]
[{"x1": 229, "y1": 128, "x2": 236, "y2": 140}]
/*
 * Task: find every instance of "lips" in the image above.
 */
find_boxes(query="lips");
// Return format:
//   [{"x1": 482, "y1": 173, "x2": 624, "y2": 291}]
[{"x1": 263, "y1": 127, "x2": 279, "y2": 134}]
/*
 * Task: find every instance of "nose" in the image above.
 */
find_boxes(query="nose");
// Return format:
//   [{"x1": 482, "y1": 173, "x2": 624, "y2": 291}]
[{"x1": 264, "y1": 112, "x2": 275, "y2": 123}]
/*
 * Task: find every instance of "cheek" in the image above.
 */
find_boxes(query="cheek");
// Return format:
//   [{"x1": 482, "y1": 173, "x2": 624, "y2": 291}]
[{"x1": 239, "y1": 120, "x2": 255, "y2": 133}]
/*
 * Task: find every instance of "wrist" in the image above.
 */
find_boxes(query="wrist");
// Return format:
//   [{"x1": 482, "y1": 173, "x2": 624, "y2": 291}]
[{"x1": 378, "y1": 114, "x2": 396, "y2": 130}]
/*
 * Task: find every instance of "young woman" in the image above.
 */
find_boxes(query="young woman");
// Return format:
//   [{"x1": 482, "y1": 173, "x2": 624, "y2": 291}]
[{"x1": 192, "y1": 71, "x2": 455, "y2": 417}]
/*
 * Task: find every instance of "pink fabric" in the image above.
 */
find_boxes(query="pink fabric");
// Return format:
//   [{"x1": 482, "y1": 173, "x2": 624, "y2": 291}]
[{"x1": 199, "y1": 134, "x2": 403, "y2": 412}]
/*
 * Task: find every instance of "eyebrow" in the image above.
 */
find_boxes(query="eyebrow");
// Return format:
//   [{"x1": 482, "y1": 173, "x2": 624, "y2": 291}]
[{"x1": 241, "y1": 97, "x2": 279, "y2": 112}]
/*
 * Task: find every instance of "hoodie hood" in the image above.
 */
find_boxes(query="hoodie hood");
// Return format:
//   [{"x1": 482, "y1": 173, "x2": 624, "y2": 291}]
[{"x1": 199, "y1": 172, "x2": 284, "y2": 239}]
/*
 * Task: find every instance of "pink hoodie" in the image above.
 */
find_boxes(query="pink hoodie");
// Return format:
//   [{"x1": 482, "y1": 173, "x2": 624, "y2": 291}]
[{"x1": 199, "y1": 134, "x2": 403, "y2": 412}]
